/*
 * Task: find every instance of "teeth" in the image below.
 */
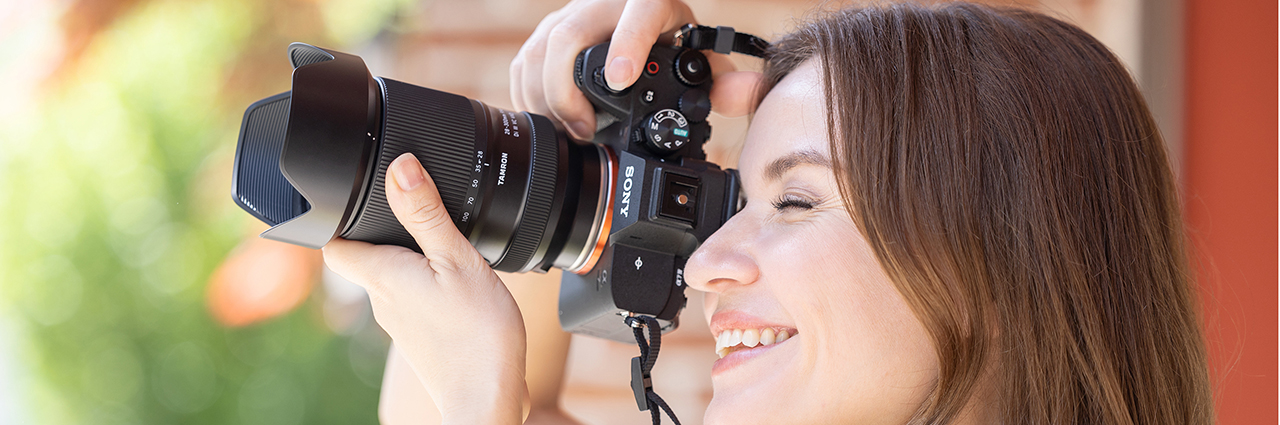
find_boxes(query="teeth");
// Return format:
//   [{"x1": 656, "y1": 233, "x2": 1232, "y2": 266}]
[
  {"x1": 714, "y1": 327, "x2": 796, "y2": 358},
  {"x1": 742, "y1": 329, "x2": 759, "y2": 347},
  {"x1": 760, "y1": 328, "x2": 775, "y2": 345}
]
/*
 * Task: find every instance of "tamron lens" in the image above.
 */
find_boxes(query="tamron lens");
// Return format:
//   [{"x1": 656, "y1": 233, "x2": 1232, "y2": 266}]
[
  {"x1": 234, "y1": 43, "x2": 610, "y2": 274},
  {"x1": 233, "y1": 42, "x2": 744, "y2": 342}
]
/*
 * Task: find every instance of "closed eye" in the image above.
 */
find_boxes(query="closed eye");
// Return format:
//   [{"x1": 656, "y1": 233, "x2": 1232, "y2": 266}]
[{"x1": 771, "y1": 195, "x2": 815, "y2": 211}]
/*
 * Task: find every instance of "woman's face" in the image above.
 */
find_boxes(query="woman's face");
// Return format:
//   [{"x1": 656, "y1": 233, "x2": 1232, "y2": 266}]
[{"x1": 685, "y1": 60, "x2": 938, "y2": 425}]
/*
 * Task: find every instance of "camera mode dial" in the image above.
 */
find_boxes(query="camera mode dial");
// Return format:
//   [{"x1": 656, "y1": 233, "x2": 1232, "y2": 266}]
[{"x1": 642, "y1": 109, "x2": 691, "y2": 155}]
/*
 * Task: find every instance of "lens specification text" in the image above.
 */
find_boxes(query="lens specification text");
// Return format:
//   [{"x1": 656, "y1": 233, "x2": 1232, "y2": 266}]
[{"x1": 501, "y1": 110, "x2": 520, "y2": 138}]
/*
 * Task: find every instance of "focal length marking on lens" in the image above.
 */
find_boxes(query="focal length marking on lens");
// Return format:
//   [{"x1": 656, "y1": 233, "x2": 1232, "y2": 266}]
[
  {"x1": 501, "y1": 110, "x2": 520, "y2": 137},
  {"x1": 457, "y1": 99, "x2": 495, "y2": 234},
  {"x1": 462, "y1": 149, "x2": 484, "y2": 224}
]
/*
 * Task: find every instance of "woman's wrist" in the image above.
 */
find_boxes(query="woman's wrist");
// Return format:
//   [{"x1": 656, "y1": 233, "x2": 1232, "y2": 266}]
[
  {"x1": 408, "y1": 345, "x2": 524, "y2": 425},
  {"x1": 435, "y1": 370, "x2": 527, "y2": 425}
]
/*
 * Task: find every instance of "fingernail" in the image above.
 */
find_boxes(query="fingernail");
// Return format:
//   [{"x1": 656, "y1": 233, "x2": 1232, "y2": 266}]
[
  {"x1": 571, "y1": 121, "x2": 594, "y2": 140},
  {"x1": 605, "y1": 56, "x2": 633, "y2": 91},
  {"x1": 392, "y1": 153, "x2": 425, "y2": 190}
]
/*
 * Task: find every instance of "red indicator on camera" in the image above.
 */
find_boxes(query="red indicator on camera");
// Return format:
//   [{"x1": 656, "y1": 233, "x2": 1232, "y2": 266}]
[{"x1": 645, "y1": 61, "x2": 660, "y2": 75}]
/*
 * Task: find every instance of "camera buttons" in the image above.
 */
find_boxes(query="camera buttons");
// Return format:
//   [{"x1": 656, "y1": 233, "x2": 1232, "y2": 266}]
[
  {"x1": 641, "y1": 90, "x2": 656, "y2": 104},
  {"x1": 674, "y1": 49, "x2": 710, "y2": 86},
  {"x1": 678, "y1": 89, "x2": 710, "y2": 122},
  {"x1": 642, "y1": 109, "x2": 691, "y2": 155},
  {"x1": 594, "y1": 67, "x2": 626, "y2": 95},
  {"x1": 645, "y1": 61, "x2": 660, "y2": 76}
]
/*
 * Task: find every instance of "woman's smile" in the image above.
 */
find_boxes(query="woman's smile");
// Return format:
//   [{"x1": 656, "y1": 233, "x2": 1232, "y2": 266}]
[{"x1": 709, "y1": 310, "x2": 800, "y2": 375}]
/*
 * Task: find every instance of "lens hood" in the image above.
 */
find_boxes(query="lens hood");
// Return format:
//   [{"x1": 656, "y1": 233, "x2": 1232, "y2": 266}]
[{"x1": 233, "y1": 43, "x2": 382, "y2": 248}]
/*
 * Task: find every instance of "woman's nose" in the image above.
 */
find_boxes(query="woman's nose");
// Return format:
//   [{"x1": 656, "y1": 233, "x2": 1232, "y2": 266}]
[{"x1": 684, "y1": 213, "x2": 760, "y2": 293}]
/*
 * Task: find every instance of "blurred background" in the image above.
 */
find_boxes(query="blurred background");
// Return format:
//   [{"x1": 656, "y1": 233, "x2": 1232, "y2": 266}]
[{"x1": 0, "y1": 0, "x2": 1273, "y2": 424}]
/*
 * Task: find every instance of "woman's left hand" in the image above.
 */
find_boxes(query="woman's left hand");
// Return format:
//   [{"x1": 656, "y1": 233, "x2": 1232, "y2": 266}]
[{"x1": 323, "y1": 153, "x2": 527, "y2": 425}]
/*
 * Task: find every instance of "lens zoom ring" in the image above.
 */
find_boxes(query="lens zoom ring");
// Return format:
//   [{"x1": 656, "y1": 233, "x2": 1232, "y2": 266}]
[
  {"x1": 498, "y1": 114, "x2": 558, "y2": 270},
  {"x1": 343, "y1": 79, "x2": 476, "y2": 249}
]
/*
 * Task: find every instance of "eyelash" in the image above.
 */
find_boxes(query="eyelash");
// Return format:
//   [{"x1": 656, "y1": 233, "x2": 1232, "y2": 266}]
[{"x1": 771, "y1": 194, "x2": 816, "y2": 211}]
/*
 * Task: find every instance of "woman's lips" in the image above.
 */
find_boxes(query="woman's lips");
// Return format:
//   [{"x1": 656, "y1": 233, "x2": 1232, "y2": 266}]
[
  {"x1": 708, "y1": 310, "x2": 799, "y2": 376},
  {"x1": 708, "y1": 310, "x2": 796, "y2": 336}
]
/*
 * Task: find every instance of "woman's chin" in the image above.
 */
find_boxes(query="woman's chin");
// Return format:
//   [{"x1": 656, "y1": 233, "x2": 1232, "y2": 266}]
[
  {"x1": 704, "y1": 393, "x2": 765, "y2": 425},
  {"x1": 704, "y1": 391, "x2": 794, "y2": 425},
  {"x1": 704, "y1": 336, "x2": 802, "y2": 424}
]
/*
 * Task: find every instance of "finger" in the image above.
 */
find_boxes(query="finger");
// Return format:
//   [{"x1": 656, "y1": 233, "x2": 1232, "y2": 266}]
[
  {"x1": 542, "y1": 4, "x2": 628, "y2": 140},
  {"x1": 512, "y1": 8, "x2": 567, "y2": 111},
  {"x1": 709, "y1": 71, "x2": 764, "y2": 117},
  {"x1": 322, "y1": 238, "x2": 427, "y2": 294},
  {"x1": 520, "y1": 39, "x2": 551, "y2": 117},
  {"x1": 384, "y1": 153, "x2": 488, "y2": 277},
  {"x1": 509, "y1": 57, "x2": 526, "y2": 111},
  {"x1": 604, "y1": 0, "x2": 696, "y2": 91}
]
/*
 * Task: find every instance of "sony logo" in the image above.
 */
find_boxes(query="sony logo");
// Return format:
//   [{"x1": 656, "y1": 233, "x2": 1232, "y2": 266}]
[
  {"x1": 497, "y1": 152, "x2": 509, "y2": 185},
  {"x1": 619, "y1": 165, "x2": 635, "y2": 217}
]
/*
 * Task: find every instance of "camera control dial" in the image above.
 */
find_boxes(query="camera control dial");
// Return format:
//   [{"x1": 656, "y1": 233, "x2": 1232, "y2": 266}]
[
  {"x1": 674, "y1": 49, "x2": 710, "y2": 86},
  {"x1": 641, "y1": 109, "x2": 691, "y2": 154}
]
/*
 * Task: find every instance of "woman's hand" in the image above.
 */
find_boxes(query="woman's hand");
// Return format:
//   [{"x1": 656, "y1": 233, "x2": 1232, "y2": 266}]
[
  {"x1": 510, "y1": 0, "x2": 763, "y2": 141},
  {"x1": 324, "y1": 153, "x2": 526, "y2": 425}
]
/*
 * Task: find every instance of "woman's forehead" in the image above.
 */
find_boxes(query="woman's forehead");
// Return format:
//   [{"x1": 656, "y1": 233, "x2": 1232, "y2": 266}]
[{"x1": 740, "y1": 60, "x2": 830, "y2": 177}]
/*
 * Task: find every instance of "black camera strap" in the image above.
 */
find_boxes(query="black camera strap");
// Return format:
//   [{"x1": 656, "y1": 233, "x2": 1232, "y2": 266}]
[
  {"x1": 675, "y1": 24, "x2": 769, "y2": 58},
  {"x1": 625, "y1": 315, "x2": 681, "y2": 425}
]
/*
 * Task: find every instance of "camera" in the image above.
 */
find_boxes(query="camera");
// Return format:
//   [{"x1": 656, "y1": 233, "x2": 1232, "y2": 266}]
[{"x1": 232, "y1": 41, "x2": 739, "y2": 342}]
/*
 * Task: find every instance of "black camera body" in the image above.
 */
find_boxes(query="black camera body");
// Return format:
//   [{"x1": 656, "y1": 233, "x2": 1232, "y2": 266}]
[
  {"x1": 559, "y1": 43, "x2": 739, "y2": 340},
  {"x1": 231, "y1": 40, "x2": 739, "y2": 343}
]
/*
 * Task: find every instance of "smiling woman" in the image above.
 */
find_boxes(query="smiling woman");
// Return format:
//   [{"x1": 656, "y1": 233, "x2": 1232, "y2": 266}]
[
  {"x1": 321, "y1": 2, "x2": 1213, "y2": 425},
  {"x1": 685, "y1": 56, "x2": 943, "y2": 424},
  {"x1": 686, "y1": 3, "x2": 1212, "y2": 424}
]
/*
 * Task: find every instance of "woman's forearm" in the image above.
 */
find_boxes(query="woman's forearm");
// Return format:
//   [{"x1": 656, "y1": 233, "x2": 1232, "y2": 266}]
[{"x1": 378, "y1": 269, "x2": 577, "y2": 425}]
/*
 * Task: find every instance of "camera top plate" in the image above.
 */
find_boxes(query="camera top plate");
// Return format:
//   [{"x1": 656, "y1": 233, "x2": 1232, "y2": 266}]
[{"x1": 574, "y1": 43, "x2": 712, "y2": 159}]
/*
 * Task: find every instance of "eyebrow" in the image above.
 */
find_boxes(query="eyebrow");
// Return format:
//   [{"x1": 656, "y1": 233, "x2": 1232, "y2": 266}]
[{"x1": 763, "y1": 149, "x2": 832, "y2": 182}]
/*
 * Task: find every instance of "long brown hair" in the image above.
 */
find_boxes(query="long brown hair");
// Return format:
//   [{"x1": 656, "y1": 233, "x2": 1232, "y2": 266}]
[{"x1": 759, "y1": 3, "x2": 1212, "y2": 424}]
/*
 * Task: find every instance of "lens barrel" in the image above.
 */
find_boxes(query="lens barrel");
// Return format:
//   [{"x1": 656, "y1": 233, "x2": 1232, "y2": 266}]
[
  {"x1": 342, "y1": 78, "x2": 607, "y2": 273},
  {"x1": 233, "y1": 44, "x2": 611, "y2": 274}
]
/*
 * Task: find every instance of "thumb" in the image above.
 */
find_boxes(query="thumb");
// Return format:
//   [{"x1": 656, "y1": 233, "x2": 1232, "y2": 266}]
[
  {"x1": 385, "y1": 153, "x2": 486, "y2": 271},
  {"x1": 709, "y1": 71, "x2": 764, "y2": 118}
]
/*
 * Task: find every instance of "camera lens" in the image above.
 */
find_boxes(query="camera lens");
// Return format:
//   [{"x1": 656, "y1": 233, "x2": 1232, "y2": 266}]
[
  {"x1": 343, "y1": 80, "x2": 613, "y2": 273},
  {"x1": 233, "y1": 44, "x2": 613, "y2": 274}
]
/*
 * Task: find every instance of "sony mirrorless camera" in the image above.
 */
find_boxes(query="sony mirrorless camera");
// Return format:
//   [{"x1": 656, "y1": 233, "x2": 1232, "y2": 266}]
[{"x1": 232, "y1": 39, "x2": 741, "y2": 342}]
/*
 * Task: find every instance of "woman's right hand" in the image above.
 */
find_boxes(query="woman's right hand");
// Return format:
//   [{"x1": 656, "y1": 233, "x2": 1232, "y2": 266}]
[{"x1": 510, "y1": 0, "x2": 762, "y2": 142}]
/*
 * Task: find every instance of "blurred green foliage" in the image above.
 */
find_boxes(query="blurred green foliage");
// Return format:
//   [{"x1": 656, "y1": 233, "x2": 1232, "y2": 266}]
[{"x1": 0, "y1": 0, "x2": 413, "y2": 423}]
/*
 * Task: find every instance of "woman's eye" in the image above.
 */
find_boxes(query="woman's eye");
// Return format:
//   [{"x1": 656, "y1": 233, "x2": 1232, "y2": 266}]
[{"x1": 771, "y1": 195, "x2": 816, "y2": 211}]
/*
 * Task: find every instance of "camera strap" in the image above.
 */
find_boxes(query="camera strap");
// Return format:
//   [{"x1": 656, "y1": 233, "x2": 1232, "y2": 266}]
[
  {"x1": 625, "y1": 315, "x2": 681, "y2": 425},
  {"x1": 675, "y1": 24, "x2": 770, "y2": 58}
]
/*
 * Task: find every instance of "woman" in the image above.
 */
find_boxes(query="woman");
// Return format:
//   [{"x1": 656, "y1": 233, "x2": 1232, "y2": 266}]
[{"x1": 323, "y1": 1, "x2": 1214, "y2": 424}]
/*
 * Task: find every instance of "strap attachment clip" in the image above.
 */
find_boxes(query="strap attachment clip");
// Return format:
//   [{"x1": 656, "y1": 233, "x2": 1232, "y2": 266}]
[{"x1": 675, "y1": 24, "x2": 770, "y2": 58}]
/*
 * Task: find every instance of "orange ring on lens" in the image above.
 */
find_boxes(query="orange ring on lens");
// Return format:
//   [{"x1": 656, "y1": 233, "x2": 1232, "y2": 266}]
[{"x1": 571, "y1": 148, "x2": 617, "y2": 275}]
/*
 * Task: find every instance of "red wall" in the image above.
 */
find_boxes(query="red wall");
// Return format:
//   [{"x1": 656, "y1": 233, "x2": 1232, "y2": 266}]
[{"x1": 1183, "y1": 0, "x2": 1278, "y2": 423}]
